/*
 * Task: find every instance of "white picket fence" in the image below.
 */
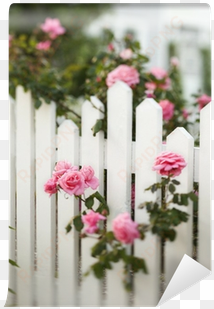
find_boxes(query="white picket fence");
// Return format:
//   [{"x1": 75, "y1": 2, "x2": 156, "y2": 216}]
[{"x1": 7, "y1": 81, "x2": 211, "y2": 307}]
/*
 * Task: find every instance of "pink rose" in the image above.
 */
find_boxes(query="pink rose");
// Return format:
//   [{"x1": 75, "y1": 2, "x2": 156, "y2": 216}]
[
  {"x1": 182, "y1": 109, "x2": 189, "y2": 119},
  {"x1": 112, "y1": 212, "x2": 140, "y2": 244},
  {"x1": 145, "y1": 82, "x2": 156, "y2": 90},
  {"x1": 80, "y1": 166, "x2": 99, "y2": 190},
  {"x1": 36, "y1": 40, "x2": 51, "y2": 51},
  {"x1": 159, "y1": 77, "x2": 171, "y2": 90},
  {"x1": 53, "y1": 161, "x2": 78, "y2": 180},
  {"x1": 58, "y1": 170, "x2": 85, "y2": 196},
  {"x1": 159, "y1": 100, "x2": 174, "y2": 121},
  {"x1": 41, "y1": 18, "x2": 66, "y2": 39},
  {"x1": 197, "y1": 94, "x2": 211, "y2": 110},
  {"x1": 82, "y1": 210, "x2": 106, "y2": 234},
  {"x1": 152, "y1": 151, "x2": 187, "y2": 177},
  {"x1": 120, "y1": 48, "x2": 133, "y2": 59},
  {"x1": 170, "y1": 57, "x2": 179, "y2": 67},
  {"x1": 44, "y1": 178, "x2": 58, "y2": 196},
  {"x1": 106, "y1": 65, "x2": 140, "y2": 88},
  {"x1": 150, "y1": 67, "x2": 168, "y2": 80},
  {"x1": 108, "y1": 43, "x2": 114, "y2": 51}
]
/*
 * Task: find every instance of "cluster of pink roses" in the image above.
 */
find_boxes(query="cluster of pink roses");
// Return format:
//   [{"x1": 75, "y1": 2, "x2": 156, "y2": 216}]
[
  {"x1": 145, "y1": 67, "x2": 171, "y2": 92},
  {"x1": 36, "y1": 18, "x2": 66, "y2": 51},
  {"x1": 159, "y1": 99, "x2": 174, "y2": 121},
  {"x1": 44, "y1": 161, "x2": 99, "y2": 197},
  {"x1": 82, "y1": 210, "x2": 140, "y2": 245},
  {"x1": 106, "y1": 64, "x2": 140, "y2": 88}
]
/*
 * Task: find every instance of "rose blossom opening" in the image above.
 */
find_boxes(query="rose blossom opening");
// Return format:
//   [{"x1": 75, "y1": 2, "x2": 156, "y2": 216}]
[
  {"x1": 58, "y1": 170, "x2": 85, "y2": 196},
  {"x1": 80, "y1": 165, "x2": 99, "y2": 190},
  {"x1": 82, "y1": 210, "x2": 106, "y2": 234},
  {"x1": 36, "y1": 41, "x2": 51, "y2": 51},
  {"x1": 150, "y1": 67, "x2": 168, "y2": 80},
  {"x1": 112, "y1": 212, "x2": 140, "y2": 244},
  {"x1": 106, "y1": 64, "x2": 140, "y2": 88},
  {"x1": 120, "y1": 48, "x2": 133, "y2": 59},
  {"x1": 197, "y1": 94, "x2": 211, "y2": 110},
  {"x1": 40, "y1": 18, "x2": 66, "y2": 39},
  {"x1": 52, "y1": 160, "x2": 78, "y2": 180},
  {"x1": 159, "y1": 100, "x2": 174, "y2": 121},
  {"x1": 152, "y1": 151, "x2": 187, "y2": 177},
  {"x1": 44, "y1": 178, "x2": 58, "y2": 196}
]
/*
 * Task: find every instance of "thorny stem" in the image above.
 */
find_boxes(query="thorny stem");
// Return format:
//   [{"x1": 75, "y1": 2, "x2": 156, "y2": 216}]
[{"x1": 57, "y1": 101, "x2": 81, "y2": 119}]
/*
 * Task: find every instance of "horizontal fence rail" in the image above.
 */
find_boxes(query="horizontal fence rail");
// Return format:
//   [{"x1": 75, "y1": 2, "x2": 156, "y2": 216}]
[{"x1": 7, "y1": 83, "x2": 211, "y2": 307}]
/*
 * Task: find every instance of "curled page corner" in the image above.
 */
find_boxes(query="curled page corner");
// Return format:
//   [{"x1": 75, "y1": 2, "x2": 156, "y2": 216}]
[{"x1": 157, "y1": 254, "x2": 211, "y2": 306}]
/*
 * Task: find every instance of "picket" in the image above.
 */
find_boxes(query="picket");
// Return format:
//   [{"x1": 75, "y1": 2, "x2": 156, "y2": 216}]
[
  {"x1": 198, "y1": 103, "x2": 211, "y2": 269},
  {"x1": 80, "y1": 96, "x2": 104, "y2": 306},
  {"x1": 35, "y1": 101, "x2": 56, "y2": 306},
  {"x1": 6, "y1": 97, "x2": 16, "y2": 306},
  {"x1": 57, "y1": 120, "x2": 79, "y2": 306},
  {"x1": 106, "y1": 81, "x2": 132, "y2": 306},
  {"x1": 165, "y1": 128, "x2": 194, "y2": 287},
  {"x1": 134, "y1": 98, "x2": 162, "y2": 306},
  {"x1": 9, "y1": 84, "x2": 211, "y2": 307},
  {"x1": 16, "y1": 86, "x2": 35, "y2": 306}
]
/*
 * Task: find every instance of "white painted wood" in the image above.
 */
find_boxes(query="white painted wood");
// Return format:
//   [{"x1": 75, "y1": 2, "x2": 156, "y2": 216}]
[
  {"x1": 106, "y1": 81, "x2": 132, "y2": 306},
  {"x1": 165, "y1": 128, "x2": 194, "y2": 287},
  {"x1": 16, "y1": 86, "x2": 35, "y2": 306},
  {"x1": 134, "y1": 98, "x2": 162, "y2": 306},
  {"x1": 6, "y1": 97, "x2": 16, "y2": 306},
  {"x1": 57, "y1": 120, "x2": 79, "y2": 306},
  {"x1": 198, "y1": 103, "x2": 211, "y2": 269},
  {"x1": 80, "y1": 96, "x2": 104, "y2": 306},
  {"x1": 35, "y1": 100, "x2": 56, "y2": 306}
]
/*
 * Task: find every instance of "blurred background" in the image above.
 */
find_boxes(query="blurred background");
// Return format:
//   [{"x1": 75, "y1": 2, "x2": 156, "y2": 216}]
[{"x1": 9, "y1": 3, "x2": 211, "y2": 103}]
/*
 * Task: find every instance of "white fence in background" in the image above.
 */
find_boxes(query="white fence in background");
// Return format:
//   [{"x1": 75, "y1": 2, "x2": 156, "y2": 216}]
[{"x1": 6, "y1": 81, "x2": 211, "y2": 307}]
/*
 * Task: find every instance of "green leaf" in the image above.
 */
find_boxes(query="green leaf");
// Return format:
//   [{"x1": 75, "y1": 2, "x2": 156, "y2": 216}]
[
  {"x1": 181, "y1": 194, "x2": 189, "y2": 206},
  {"x1": 65, "y1": 222, "x2": 72, "y2": 234},
  {"x1": 92, "y1": 262, "x2": 104, "y2": 279},
  {"x1": 34, "y1": 99, "x2": 42, "y2": 109},
  {"x1": 9, "y1": 259, "x2": 20, "y2": 268},
  {"x1": 73, "y1": 215, "x2": 84, "y2": 232},
  {"x1": 173, "y1": 194, "x2": 179, "y2": 204},
  {"x1": 105, "y1": 231, "x2": 115, "y2": 242},
  {"x1": 189, "y1": 192, "x2": 198, "y2": 202},
  {"x1": 9, "y1": 226, "x2": 16, "y2": 231},
  {"x1": 169, "y1": 183, "x2": 176, "y2": 194},
  {"x1": 91, "y1": 119, "x2": 103, "y2": 136},
  {"x1": 167, "y1": 229, "x2": 176, "y2": 241},
  {"x1": 8, "y1": 288, "x2": 16, "y2": 295},
  {"x1": 172, "y1": 179, "x2": 180, "y2": 185},
  {"x1": 91, "y1": 240, "x2": 106, "y2": 257},
  {"x1": 85, "y1": 196, "x2": 94, "y2": 209}
]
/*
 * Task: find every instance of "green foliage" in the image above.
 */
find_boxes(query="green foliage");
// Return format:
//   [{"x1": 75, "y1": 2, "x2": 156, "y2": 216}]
[
  {"x1": 73, "y1": 215, "x2": 84, "y2": 232},
  {"x1": 8, "y1": 288, "x2": 16, "y2": 295},
  {"x1": 65, "y1": 222, "x2": 72, "y2": 234},
  {"x1": 9, "y1": 259, "x2": 20, "y2": 268}
]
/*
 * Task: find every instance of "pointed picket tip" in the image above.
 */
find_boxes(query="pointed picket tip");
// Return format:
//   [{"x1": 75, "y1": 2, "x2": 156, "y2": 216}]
[
  {"x1": 58, "y1": 118, "x2": 79, "y2": 133},
  {"x1": 167, "y1": 127, "x2": 194, "y2": 142},
  {"x1": 90, "y1": 96, "x2": 105, "y2": 112},
  {"x1": 137, "y1": 97, "x2": 162, "y2": 113},
  {"x1": 107, "y1": 80, "x2": 132, "y2": 96},
  {"x1": 200, "y1": 101, "x2": 211, "y2": 118},
  {"x1": 82, "y1": 97, "x2": 104, "y2": 114}
]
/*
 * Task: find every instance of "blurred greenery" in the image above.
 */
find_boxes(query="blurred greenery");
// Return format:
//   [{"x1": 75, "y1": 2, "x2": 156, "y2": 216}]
[
  {"x1": 200, "y1": 48, "x2": 211, "y2": 95},
  {"x1": 9, "y1": 4, "x2": 111, "y2": 99}
]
